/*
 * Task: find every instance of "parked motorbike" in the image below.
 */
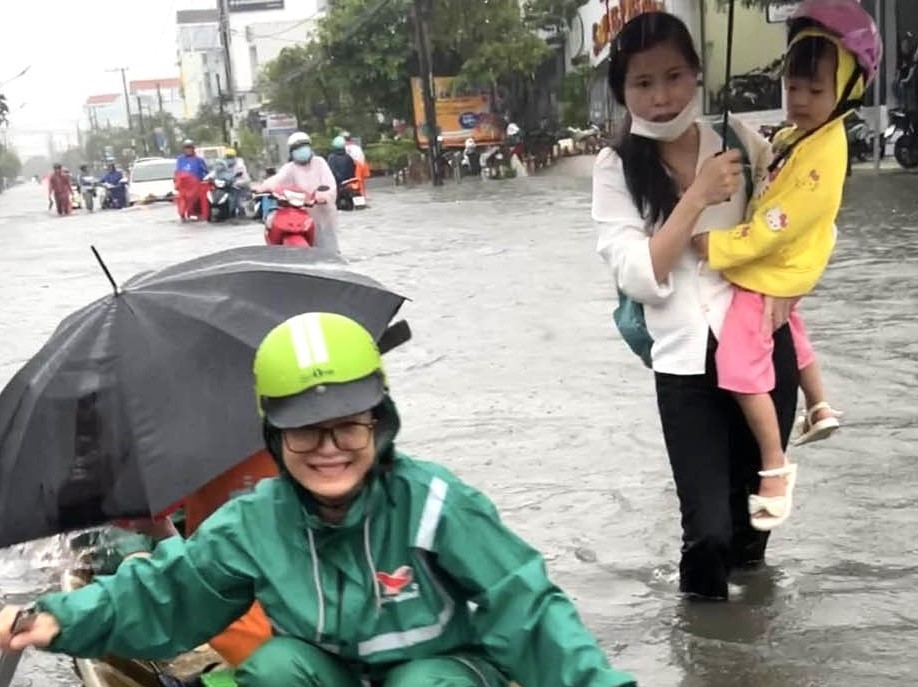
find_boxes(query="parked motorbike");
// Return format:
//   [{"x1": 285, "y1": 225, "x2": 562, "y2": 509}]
[
  {"x1": 459, "y1": 143, "x2": 482, "y2": 178},
  {"x1": 258, "y1": 184, "x2": 331, "y2": 247},
  {"x1": 336, "y1": 177, "x2": 366, "y2": 211},
  {"x1": 846, "y1": 110, "x2": 884, "y2": 163},
  {"x1": 885, "y1": 108, "x2": 918, "y2": 170}
]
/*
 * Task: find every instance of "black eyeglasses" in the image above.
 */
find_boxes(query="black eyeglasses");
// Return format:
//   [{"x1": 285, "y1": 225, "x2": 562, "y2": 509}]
[{"x1": 283, "y1": 421, "x2": 377, "y2": 454}]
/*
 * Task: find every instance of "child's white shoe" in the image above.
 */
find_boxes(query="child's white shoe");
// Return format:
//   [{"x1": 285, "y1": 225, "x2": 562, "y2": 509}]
[{"x1": 791, "y1": 401, "x2": 841, "y2": 446}]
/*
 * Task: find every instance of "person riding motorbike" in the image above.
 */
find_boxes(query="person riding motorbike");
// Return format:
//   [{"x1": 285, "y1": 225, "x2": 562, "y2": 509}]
[
  {"x1": 205, "y1": 149, "x2": 250, "y2": 219},
  {"x1": 342, "y1": 131, "x2": 370, "y2": 197},
  {"x1": 254, "y1": 132, "x2": 339, "y2": 253},
  {"x1": 0, "y1": 312, "x2": 638, "y2": 687},
  {"x1": 76, "y1": 165, "x2": 97, "y2": 210},
  {"x1": 175, "y1": 139, "x2": 209, "y2": 220},
  {"x1": 326, "y1": 136, "x2": 357, "y2": 187},
  {"x1": 100, "y1": 164, "x2": 127, "y2": 209},
  {"x1": 48, "y1": 164, "x2": 72, "y2": 216}
]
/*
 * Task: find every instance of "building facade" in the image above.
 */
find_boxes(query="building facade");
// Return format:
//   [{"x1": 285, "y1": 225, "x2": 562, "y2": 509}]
[
  {"x1": 130, "y1": 78, "x2": 185, "y2": 121},
  {"x1": 85, "y1": 93, "x2": 129, "y2": 130},
  {"x1": 567, "y1": 0, "x2": 915, "y2": 130}
]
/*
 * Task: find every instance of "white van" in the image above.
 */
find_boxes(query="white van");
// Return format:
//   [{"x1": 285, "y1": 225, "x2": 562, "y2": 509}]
[{"x1": 128, "y1": 157, "x2": 177, "y2": 205}]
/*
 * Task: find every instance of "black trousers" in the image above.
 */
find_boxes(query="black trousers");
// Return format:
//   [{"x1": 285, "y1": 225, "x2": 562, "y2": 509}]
[{"x1": 654, "y1": 326, "x2": 799, "y2": 599}]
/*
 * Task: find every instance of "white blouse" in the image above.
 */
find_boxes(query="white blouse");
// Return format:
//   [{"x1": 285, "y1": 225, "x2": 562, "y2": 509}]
[{"x1": 592, "y1": 118, "x2": 771, "y2": 375}]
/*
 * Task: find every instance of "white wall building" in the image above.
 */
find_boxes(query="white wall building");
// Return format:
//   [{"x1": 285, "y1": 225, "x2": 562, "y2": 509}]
[
  {"x1": 85, "y1": 93, "x2": 129, "y2": 130},
  {"x1": 226, "y1": 0, "x2": 328, "y2": 93},
  {"x1": 176, "y1": 7, "x2": 227, "y2": 119},
  {"x1": 245, "y1": 16, "x2": 321, "y2": 85}
]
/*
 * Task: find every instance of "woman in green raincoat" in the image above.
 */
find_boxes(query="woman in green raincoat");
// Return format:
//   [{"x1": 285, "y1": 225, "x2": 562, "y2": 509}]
[{"x1": 0, "y1": 312, "x2": 636, "y2": 687}]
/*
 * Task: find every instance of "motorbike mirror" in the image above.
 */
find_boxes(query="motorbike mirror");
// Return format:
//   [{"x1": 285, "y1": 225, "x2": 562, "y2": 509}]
[{"x1": 316, "y1": 185, "x2": 330, "y2": 192}]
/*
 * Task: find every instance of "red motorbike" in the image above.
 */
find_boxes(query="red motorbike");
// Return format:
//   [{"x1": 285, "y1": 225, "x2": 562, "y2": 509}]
[{"x1": 256, "y1": 184, "x2": 331, "y2": 247}]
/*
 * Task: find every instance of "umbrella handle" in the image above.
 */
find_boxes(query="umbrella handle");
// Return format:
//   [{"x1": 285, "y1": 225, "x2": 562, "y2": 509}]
[
  {"x1": 721, "y1": 0, "x2": 736, "y2": 152},
  {"x1": 0, "y1": 606, "x2": 38, "y2": 687},
  {"x1": 378, "y1": 320, "x2": 412, "y2": 355}
]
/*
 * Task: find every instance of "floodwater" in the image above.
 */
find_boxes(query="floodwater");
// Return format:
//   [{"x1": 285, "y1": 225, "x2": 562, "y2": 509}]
[{"x1": 1, "y1": 166, "x2": 916, "y2": 686}]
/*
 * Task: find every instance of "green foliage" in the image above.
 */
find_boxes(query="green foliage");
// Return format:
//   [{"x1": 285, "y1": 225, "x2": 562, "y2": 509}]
[
  {"x1": 522, "y1": 0, "x2": 588, "y2": 32},
  {"x1": 255, "y1": 0, "x2": 563, "y2": 142},
  {"x1": 363, "y1": 138, "x2": 417, "y2": 171},
  {"x1": 0, "y1": 144, "x2": 22, "y2": 182},
  {"x1": 181, "y1": 105, "x2": 226, "y2": 145},
  {"x1": 84, "y1": 128, "x2": 137, "y2": 167},
  {"x1": 558, "y1": 63, "x2": 593, "y2": 127},
  {"x1": 236, "y1": 124, "x2": 263, "y2": 165},
  {"x1": 432, "y1": 0, "x2": 551, "y2": 86}
]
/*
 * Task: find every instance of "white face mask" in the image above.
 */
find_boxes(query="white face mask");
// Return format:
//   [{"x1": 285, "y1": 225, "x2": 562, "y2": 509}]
[{"x1": 630, "y1": 97, "x2": 700, "y2": 142}]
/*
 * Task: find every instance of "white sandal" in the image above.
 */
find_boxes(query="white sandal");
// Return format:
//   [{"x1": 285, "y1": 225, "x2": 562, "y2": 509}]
[
  {"x1": 791, "y1": 401, "x2": 841, "y2": 446},
  {"x1": 749, "y1": 462, "x2": 798, "y2": 532}
]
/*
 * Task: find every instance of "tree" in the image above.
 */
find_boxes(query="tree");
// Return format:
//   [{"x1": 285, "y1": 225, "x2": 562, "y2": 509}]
[
  {"x1": 431, "y1": 0, "x2": 551, "y2": 87},
  {"x1": 258, "y1": 43, "x2": 330, "y2": 129},
  {"x1": 0, "y1": 144, "x2": 22, "y2": 184},
  {"x1": 522, "y1": 0, "x2": 588, "y2": 33},
  {"x1": 0, "y1": 93, "x2": 8, "y2": 126},
  {"x1": 181, "y1": 105, "x2": 227, "y2": 145}
]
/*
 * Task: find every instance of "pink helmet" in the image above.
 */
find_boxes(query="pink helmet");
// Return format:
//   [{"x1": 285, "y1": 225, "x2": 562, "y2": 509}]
[{"x1": 791, "y1": 0, "x2": 883, "y2": 85}]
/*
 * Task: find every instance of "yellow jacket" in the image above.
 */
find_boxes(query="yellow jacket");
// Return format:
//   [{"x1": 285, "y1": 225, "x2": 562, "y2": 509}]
[{"x1": 707, "y1": 119, "x2": 847, "y2": 297}]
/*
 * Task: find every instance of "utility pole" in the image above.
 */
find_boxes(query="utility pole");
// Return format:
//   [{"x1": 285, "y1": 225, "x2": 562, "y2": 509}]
[
  {"x1": 107, "y1": 67, "x2": 133, "y2": 131},
  {"x1": 157, "y1": 82, "x2": 165, "y2": 115},
  {"x1": 216, "y1": 75, "x2": 229, "y2": 144},
  {"x1": 136, "y1": 96, "x2": 148, "y2": 154},
  {"x1": 411, "y1": 0, "x2": 441, "y2": 185},
  {"x1": 217, "y1": 0, "x2": 235, "y2": 100}
]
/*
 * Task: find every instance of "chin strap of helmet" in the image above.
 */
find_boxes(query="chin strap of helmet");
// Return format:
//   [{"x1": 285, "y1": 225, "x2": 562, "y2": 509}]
[{"x1": 767, "y1": 67, "x2": 864, "y2": 175}]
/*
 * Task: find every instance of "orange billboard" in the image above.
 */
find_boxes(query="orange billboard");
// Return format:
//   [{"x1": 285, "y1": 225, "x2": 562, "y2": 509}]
[
  {"x1": 591, "y1": 0, "x2": 666, "y2": 65},
  {"x1": 410, "y1": 77, "x2": 507, "y2": 149}
]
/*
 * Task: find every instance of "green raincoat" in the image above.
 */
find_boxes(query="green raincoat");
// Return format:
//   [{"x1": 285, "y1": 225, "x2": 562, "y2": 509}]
[{"x1": 37, "y1": 449, "x2": 635, "y2": 687}]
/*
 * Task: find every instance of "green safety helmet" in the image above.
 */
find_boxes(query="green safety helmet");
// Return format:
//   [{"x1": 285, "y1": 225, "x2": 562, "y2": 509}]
[
  {"x1": 254, "y1": 312, "x2": 386, "y2": 429},
  {"x1": 332, "y1": 135, "x2": 346, "y2": 150}
]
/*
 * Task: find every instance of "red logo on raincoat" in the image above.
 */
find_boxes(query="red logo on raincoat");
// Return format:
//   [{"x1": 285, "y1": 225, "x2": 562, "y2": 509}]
[{"x1": 376, "y1": 565, "x2": 414, "y2": 595}]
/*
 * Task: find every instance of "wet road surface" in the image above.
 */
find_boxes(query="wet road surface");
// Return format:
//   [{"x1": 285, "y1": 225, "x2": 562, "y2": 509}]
[{"x1": 1, "y1": 167, "x2": 916, "y2": 686}]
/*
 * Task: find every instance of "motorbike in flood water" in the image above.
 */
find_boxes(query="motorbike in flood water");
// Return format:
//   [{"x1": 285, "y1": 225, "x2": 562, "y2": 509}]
[{"x1": 257, "y1": 184, "x2": 331, "y2": 247}]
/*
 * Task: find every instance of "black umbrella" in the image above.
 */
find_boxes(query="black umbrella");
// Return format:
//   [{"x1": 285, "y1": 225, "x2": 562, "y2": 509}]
[{"x1": 0, "y1": 246, "x2": 408, "y2": 548}]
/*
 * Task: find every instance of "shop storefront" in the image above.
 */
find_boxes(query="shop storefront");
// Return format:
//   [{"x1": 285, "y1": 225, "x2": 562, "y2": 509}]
[{"x1": 567, "y1": 0, "x2": 908, "y2": 130}]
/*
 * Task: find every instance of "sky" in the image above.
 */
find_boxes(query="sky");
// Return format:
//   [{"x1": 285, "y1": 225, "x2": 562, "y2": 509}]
[{"x1": 1, "y1": 0, "x2": 214, "y2": 157}]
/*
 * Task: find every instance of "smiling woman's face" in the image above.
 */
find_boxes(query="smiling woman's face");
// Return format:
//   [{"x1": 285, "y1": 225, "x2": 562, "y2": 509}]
[
  {"x1": 281, "y1": 411, "x2": 376, "y2": 502},
  {"x1": 623, "y1": 41, "x2": 699, "y2": 122}
]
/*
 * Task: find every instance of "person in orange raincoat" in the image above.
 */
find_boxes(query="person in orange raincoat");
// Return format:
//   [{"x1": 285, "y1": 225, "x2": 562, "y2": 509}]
[
  {"x1": 48, "y1": 164, "x2": 72, "y2": 215},
  {"x1": 343, "y1": 131, "x2": 370, "y2": 198},
  {"x1": 119, "y1": 450, "x2": 278, "y2": 667}
]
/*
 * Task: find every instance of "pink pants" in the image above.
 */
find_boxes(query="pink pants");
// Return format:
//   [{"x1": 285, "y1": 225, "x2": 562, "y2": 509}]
[{"x1": 716, "y1": 288, "x2": 815, "y2": 394}]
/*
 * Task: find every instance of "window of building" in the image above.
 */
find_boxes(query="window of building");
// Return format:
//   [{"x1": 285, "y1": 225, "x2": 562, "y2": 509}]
[{"x1": 700, "y1": 1, "x2": 786, "y2": 114}]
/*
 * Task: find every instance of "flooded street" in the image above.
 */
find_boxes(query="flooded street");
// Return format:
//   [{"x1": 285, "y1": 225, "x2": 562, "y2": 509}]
[{"x1": 1, "y1": 167, "x2": 916, "y2": 686}]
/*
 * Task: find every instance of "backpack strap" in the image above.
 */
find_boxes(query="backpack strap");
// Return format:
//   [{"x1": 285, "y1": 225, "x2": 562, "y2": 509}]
[{"x1": 712, "y1": 119, "x2": 754, "y2": 201}]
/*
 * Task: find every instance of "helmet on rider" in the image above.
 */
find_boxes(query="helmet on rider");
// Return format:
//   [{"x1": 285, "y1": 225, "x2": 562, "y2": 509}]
[
  {"x1": 182, "y1": 139, "x2": 195, "y2": 152},
  {"x1": 341, "y1": 131, "x2": 352, "y2": 141},
  {"x1": 224, "y1": 147, "x2": 237, "y2": 158},
  {"x1": 287, "y1": 132, "x2": 313, "y2": 164},
  {"x1": 789, "y1": 0, "x2": 882, "y2": 107},
  {"x1": 332, "y1": 136, "x2": 346, "y2": 150},
  {"x1": 254, "y1": 313, "x2": 396, "y2": 477},
  {"x1": 79, "y1": 164, "x2": 89, "y2": 173}
]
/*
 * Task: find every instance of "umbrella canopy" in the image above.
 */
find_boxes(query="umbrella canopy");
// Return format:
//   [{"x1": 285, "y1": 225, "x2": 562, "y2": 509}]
[{"x1": 0, "y1": 246, "x2": 408, "y2": 548}]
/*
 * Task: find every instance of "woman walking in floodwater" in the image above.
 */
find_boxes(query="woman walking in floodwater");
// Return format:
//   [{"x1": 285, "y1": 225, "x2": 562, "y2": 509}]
[{"x1": 592, "y1": 11, "x2": 798, "y2": 600}]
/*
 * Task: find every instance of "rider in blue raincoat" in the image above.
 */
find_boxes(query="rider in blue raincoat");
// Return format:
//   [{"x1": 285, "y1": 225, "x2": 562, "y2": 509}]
[
  {"x1": 100, "y1": 164, "x2": 127, "y2": 209},
  {"x1": 175, "y1": 139, "x2": 209, "y2": 180}
]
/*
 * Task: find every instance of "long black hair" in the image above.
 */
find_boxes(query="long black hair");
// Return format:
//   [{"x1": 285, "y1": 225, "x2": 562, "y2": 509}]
[{"x1": 607, "y1": 12, "x2": 701, "y2": 226}]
